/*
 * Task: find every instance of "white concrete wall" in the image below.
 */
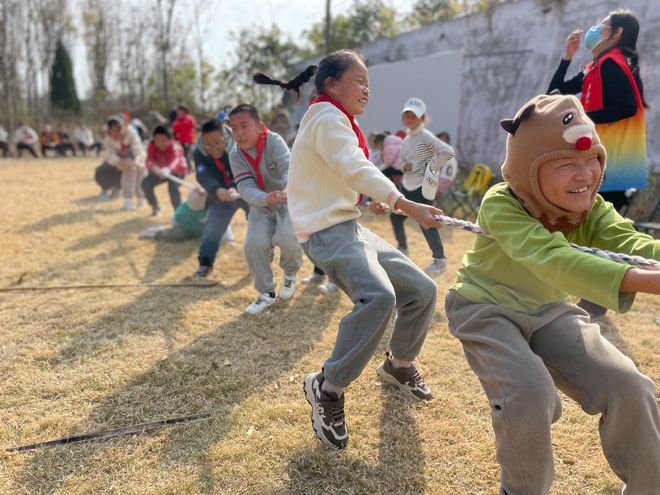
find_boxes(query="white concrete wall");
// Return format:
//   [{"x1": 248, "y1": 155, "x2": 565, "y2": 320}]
[{"x1": 292, "y1": 0, "x2": 659, "y2": 175}]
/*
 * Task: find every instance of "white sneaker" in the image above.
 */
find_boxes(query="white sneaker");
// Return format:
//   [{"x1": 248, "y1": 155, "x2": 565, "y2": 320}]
[
  {"x1": 244, "y1": 293, "x2": 277, "y2": 314},
  {"x1": 302, "y1": 272, "x2": 325, "y2": 285},
  {"x1": 136, "y1": 198, "x2": 146, "y2": 209},
  {"x1": 422, "y1": 149, "x2": 455, "y2": 201},
  {"x1": 123, "y1": 199, "x2": 136, "y2": 211},
  {"x1": 318, "y1": 281, "x2": 339, "y2": 295},
  {"x1": 425, "y1": 258, "x2": 447, "y2": 276},
  {"x1": 279, "y1": 275, "x2": 297, "y2": 300}
]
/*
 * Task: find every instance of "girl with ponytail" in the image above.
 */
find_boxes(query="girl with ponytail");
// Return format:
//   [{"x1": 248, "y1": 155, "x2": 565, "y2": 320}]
[{"x1": 256, "y1": 49, "x2": 445, "y2": 450}]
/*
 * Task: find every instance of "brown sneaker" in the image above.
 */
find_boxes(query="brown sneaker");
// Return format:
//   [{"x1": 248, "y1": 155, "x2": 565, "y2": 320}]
[
  {"x1": 303, "y1": 372, "x2": 348, "y2": 449},
  {"x1": 376, "y1": 351, "x2": 433, "y2": 401}
]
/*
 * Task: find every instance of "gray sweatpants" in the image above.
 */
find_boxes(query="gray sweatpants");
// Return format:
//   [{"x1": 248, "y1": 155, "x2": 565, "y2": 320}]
[
  {"x1": 244, "y1": 205, "x2": 302, "y2": 293},
  {"x1": 302, "y1": 220, "x2": 437, "y2": 388},
  {"x1": 121, "y1": 165, "x2": 146, "y2": 200},
  {"x1": 445, "y1": 290, "x2": 660, "y2": 495}
]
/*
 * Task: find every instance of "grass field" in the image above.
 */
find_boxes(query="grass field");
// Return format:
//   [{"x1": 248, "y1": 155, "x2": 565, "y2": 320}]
[{"x1": 0, "y1": 157, "x2": 658, "y2": 494}]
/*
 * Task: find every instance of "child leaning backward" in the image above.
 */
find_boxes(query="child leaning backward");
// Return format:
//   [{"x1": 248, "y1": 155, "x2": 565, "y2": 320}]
[
  {"x1": 446, "y1": 93, "x2": 660, "y2": 494},
  {"x1": 227, "y1": 104, "x2": 302, "y2": 315},
  {"x1": 254, "y1": 50, "x2": 445, "y2": 450}
]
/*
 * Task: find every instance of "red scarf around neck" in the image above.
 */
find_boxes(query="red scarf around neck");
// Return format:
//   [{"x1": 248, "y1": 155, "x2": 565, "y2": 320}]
[
  {"x1": 213, "y1": 157, "x2": 231, "y2": 186},
  {"x1": 239, "y1": 123, "x2": 268, "y2": 191},
  {"x1": 311, "y1": 94, "x2": 369, "y2": 159}
]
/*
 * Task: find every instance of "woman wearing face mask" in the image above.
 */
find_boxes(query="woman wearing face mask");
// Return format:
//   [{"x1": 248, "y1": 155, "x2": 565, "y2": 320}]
[
  {"x1": 547, "y1": 9, "x2": 648, "y2": 317},
  {"x1": 548, "y1": 9, "x2": 647, "y2": 209}
]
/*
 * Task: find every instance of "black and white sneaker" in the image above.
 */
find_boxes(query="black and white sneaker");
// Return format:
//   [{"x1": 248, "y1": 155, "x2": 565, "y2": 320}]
[
  {"x1": 194, "y1": 264, "x2": 213, "y2": 278},
  {"x1": 244, "y1": 292, "x2": 277, "y2": 314},
  {"x1": 303, "y1": 372, "x2": 348, "y2": 449},
  {"x1": 376, "y1": 351, "x2": 433, "y2": 401}
]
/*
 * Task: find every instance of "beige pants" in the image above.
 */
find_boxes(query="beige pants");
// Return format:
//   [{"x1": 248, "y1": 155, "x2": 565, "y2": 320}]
[
  {"x1": 445, "y1": 290, "x2": 660, "y2": 495},
  {"x1": 120, "y1": 165, "x2": 146, "y2": 200}
]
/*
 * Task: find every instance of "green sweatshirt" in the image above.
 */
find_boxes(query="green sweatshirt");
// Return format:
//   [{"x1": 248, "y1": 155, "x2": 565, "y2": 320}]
[
  {"x1": 173, "y1": 202, "x2": 208, "y2": 235},
  {"x1": 451, "y1": 182, "x2": 659, "y2": 314}
]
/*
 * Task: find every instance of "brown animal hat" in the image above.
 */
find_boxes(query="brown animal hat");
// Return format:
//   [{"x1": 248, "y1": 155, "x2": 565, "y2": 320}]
[{"x1": 500, "y1": 93, "x2": 606, "y2": 234}]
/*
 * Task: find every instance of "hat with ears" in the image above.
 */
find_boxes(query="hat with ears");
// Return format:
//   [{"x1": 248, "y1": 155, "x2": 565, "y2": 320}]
[
  {"x1": 500, "y1": 93, "x2": 606, "y2": 234},
  {"x1": 402, "y1": 98, "x2": 426, "y2": 119}
]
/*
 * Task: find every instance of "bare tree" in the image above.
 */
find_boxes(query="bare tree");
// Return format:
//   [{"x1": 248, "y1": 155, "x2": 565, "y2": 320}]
[
  {"x1": 0, "y1": 1, "x2": 21, "y2": 128},
  {"x1": 83, "y1": 0, "x2": 116, "y2": 101},
  {"x1": 33, "y1": 0, "x2": 72, "y2": 119},
  {"x1": 154, "y1": 0, "x2": 178, "y2": 110},
  {"x1": 189, "y1": 0, "x2": 218, "y2": 112}
]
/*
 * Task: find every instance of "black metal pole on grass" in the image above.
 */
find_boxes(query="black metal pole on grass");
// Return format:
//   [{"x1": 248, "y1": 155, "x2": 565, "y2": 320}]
[{"x1": 6, "y1": 413, "x2": 212, "y2": 453}]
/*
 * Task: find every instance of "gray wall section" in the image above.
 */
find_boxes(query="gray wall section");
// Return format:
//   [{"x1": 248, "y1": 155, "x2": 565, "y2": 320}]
[
  {"x1": 291, "y1": 0, "x2": 659, "y2": 176},
  {"x1": 358, "y1": 50, "x2": 463, "y2": 139}
]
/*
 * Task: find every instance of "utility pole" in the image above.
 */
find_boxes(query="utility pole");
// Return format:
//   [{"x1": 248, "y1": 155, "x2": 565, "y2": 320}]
[{"x1": 325, "y1": 0, "x2": 331, "y2": 54}]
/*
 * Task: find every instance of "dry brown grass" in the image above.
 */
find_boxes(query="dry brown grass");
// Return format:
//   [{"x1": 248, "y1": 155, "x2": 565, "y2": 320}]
[{"x1": 0, "y1": 157, "x2": 658, "y2": 495}]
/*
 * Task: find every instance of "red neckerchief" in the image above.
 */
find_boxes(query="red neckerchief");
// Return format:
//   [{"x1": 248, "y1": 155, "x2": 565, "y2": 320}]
[
  {"x1": 311, "y1": 94, "x2": 369, "y2": 159},
  {"x1": 581, "y1": 48, "x2": 644, "y2": 113},
  {"x1": 239, "y1": 123, "x2": 268, "y2": 190},
  {"x1": 311, "y1": 94, "x2": 369, "y2": 205},
  {"x1": 214, "y1": 156, "x2": 232, "y2": 186}
]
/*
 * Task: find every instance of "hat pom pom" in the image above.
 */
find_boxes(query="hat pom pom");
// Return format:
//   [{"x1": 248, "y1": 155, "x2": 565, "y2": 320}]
[{"x1": 576, "y1": 136, "x2": 592, "y2": 151}]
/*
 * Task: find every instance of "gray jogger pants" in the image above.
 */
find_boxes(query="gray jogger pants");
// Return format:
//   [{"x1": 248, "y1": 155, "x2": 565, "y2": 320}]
[
  {"x1": 302, "y1": 220, "x2": 437, "y2": 388},
  {"x1": 121, "y1": 165, "x2": 146, "y2": 200},
  {"x1": 445, "y1": 290, "x2": 660, "y2": 495},
  {"x1": 244, "y1": 205, "x2": 302, "y2": 293}
]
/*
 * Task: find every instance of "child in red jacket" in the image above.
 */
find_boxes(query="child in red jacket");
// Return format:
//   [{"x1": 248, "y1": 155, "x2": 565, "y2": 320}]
[
  {"x1": 141, "y1": 125, "x2": 188, "y2": 216},
  {"x1": 172, "y1": 104, "x2": 197, "y2": 173}
]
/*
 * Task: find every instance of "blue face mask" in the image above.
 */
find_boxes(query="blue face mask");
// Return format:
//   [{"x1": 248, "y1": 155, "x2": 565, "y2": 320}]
[{"x1": 584, "y1": 23, "x2": 605, "y2": 50}]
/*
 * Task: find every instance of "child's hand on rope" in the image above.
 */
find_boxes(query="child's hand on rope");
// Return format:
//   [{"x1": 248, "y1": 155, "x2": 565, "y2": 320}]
[
  {"x1": 394, "y1": 197, "x2": 445, "y2": 229},
  {"x1": 266, "y1": 191, "x2": 287, "y2": 206},
  {"x1": 368, "y1": 201, "x2": 389, "y2": 215}
]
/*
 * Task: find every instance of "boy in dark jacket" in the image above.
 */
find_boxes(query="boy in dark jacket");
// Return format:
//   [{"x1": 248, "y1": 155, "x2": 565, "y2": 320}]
[{"x1": 194, "y1": 119, "x2": 248, "y2": 278}]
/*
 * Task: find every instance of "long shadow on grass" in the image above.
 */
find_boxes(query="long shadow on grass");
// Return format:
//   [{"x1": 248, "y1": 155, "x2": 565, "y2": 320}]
[
  {"x1": 67, "y1": 216, "x2": 154, "y2": 252},
  {"x1": 20, "y1": 206, "x2": 121, "y2": 233},
  {"x1": 50, "y1": 274, "x2": 252, "y2": 364},
  {"x1": 16, "y1": 285, "x2": 338, "y2": 494},
  {"x1": 285, "y1": 390, "x2": 426, "y2": 494}
]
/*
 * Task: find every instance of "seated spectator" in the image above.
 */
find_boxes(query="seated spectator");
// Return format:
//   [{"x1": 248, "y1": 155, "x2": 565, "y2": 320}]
[
  {"x1": 73, "y1": 120, "x2": 102, "y2": 156},
  {"x1": 141, "y1": 125, "x2": 188, "y2": 216},
  {"x1": 172, "y1": 104, "x2": 197, "y2": 172},
  {"x1": 13, "y1": 122, "x2": 39, "y2": 158},
  {"x1": 104, "y1": 115, "x2": 147, "y2": 210},
  {"x1": 56, "y1": 122, "x2": 76, "y2": 156},
  {"x1": 0, "y1": 124, "x2": 11, "y2": 157},
  {"x1": 40, "y1": 124, "x2": 60, "y2": 157}
]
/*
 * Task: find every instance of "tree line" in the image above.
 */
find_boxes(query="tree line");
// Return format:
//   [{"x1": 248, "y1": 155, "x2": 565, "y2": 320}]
[{"x1": 0, "y1": 0, "x2": 500, "y2": 129}]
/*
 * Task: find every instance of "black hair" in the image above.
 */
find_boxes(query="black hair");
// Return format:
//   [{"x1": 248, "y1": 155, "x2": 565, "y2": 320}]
[
  {"x1": 253, "y1": 66, "x2": 318, "y2": 96},
  {"x1": 437, "y1": 131, "x2": 451, "y2": 144},
  {"x1": 153, "y1": 125, "x2": 172, "y2": 138},
  {"x1": 177, "y1": 104, "x2": 190, "y2": 113},
  {"x1": 106, "y1": 117, "x2": 122, "y2": 130},
  {"x1": 606, "y1": 9, "x2": 648, "y2": 107},
  {"x1": 201, "y1": 119, "x2": 225, "y2": 134},
  {"x1": 229, "y1": 103, "x2": 260, "y2": 123},
  {"x1": 253, "y1": 49, "x2": 364, "y2": 97},
  {"x1": 373, "y1": 133, "x2": 387, "y2": 146}
]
